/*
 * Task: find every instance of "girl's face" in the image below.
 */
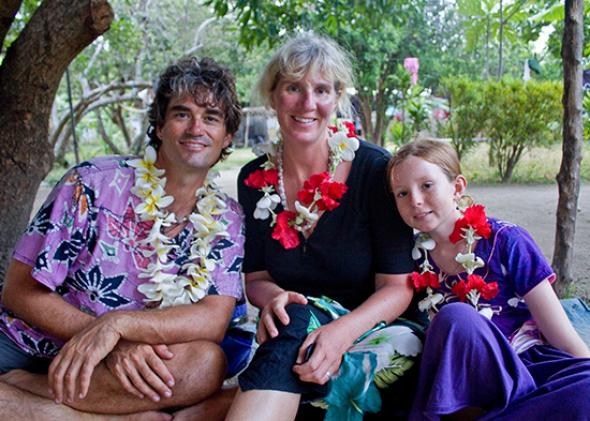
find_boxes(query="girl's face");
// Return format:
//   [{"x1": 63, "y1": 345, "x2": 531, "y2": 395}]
[
  {"x1": 271, "y1": 70, "x2": 338, "y2": 146},
  {"x1": 391, "y1": 155, "x2": 466, "y2": 238}
]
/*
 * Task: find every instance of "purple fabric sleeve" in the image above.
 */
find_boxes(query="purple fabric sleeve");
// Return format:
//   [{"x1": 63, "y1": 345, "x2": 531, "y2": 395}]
[
  {"x1": 12, "y1": 168, "x2": 90, "y2": 292},
  {"x1": 496, "y1": 223, "x2": 555, "y2": 297}
]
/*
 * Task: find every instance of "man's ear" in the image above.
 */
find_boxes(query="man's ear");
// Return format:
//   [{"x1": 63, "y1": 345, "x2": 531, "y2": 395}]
[{"x1": 222, "y1": 134, "x2": 233, "y2": 149}]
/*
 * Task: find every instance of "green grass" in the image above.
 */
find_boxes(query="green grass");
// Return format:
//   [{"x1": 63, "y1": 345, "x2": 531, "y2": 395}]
[
  {"x1": 461, "y1": 143, "x2": 590, "y2": 184},
  {"x1": 216, "y1": 147, "x2": 257, "y2": 171}
]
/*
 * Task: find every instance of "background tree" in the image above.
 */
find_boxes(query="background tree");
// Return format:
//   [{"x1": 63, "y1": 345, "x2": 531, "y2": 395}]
[
  {"x1": 0, "y1": 0, "x2": 113, "y2": 284},
  {"x1": 49, "y1": 0, "x2": 271, "y2": 169},
  {"x1": 553, "y1": 0, "x2": 584, "y2": 296},
  {"x1": 207, "y1": 0, "x2": 429, "y2": 145}
]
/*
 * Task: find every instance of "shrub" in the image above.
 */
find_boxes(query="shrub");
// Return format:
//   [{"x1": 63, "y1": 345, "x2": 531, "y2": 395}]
[
  {"x1": 482, "y1": 80, "x2": 562, "y2": 182},
  {"x1": 439, "y1": 77, "x2": 485, "y2": 160}
]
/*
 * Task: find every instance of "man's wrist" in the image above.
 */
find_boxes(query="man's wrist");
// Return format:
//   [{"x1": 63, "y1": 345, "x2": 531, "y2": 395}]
[{"x1": 103, "y1": 310, "x2": 131, "y2": 339}]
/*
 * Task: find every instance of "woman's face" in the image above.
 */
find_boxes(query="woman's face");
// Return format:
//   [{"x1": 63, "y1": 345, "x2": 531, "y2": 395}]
[{"x1": 271, "y1": 70, "x2": 338, "y2": 146}]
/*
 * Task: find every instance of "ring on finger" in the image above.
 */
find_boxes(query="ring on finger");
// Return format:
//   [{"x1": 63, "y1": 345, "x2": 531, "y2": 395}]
[{"x1": 325, "y1": 371, "x2": 331, "y2": 379}]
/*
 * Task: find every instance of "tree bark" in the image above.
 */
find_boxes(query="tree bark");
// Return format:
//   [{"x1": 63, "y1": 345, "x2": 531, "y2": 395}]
[
  {"x1": 553, "y1": 0, "x2": 584, "y2": 297},
  {"x1": 0, "y1": 0, "x2": 113, "y2": 285}
]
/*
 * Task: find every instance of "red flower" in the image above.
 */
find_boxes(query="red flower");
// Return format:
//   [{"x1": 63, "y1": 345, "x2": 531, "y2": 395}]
[
  {"x1": 451, "y1": 280, "x2": 469, "y2": 301},
  {"x1": 341, "y1": 120, "x2": 357, "y2": 137},
  {"x1": 244, "y1": 169, "x2": 278, "y2": 189},
  {"x1": 480, "y1": 281, "x2": 499, "y2": 300},
  {"x1": 466, "y1": 274, "x2": 486, "y2": 291},
  {"x1": 271, "y1": 211, "x2": 300, "y2": 249},
  {"x1": 412, "y1": 271, "x2": 440, "y2": 291},
  {"x1": 297, "y1": 172, "x2": 331, "y2": 206},
  {"x1": 449, "y1": 205, "x2": 491, "y2": 243},
  {"x1": 317, "y1": 180, "x2": 347, "y2": 211},
  {"x1": 451, "y1": 274, "x2": 499, "y2": 302}
]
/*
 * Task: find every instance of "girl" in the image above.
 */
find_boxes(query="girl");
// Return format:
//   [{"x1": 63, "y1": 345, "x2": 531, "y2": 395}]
[{"x1": 389, "y1": 139, "x2": 590, "y2": 420}]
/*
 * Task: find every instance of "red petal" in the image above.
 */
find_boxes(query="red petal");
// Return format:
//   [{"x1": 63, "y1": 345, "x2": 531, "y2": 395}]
[{"x1": 244, "y1": 170, "x2": 267, "y2": 189}]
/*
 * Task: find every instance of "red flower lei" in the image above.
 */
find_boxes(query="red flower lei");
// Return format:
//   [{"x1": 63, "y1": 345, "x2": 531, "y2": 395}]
[
  {"x1": 412, "y1": 204, "x2": 499, "y2": 314},
  {"x1": 244, "y1": 120, "x2": 359, "y2": 250}
]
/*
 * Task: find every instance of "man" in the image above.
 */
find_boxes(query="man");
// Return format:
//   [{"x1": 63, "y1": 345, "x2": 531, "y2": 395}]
[{"x1": 0, "y1": 57, "x2": 251, "y2": 420}]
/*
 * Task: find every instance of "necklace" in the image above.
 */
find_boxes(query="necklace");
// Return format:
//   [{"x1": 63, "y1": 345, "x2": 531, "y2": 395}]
[
  {"x1": 412, "y1": 204, "x2": 498, "y2": 316},
  {"x1": 128, "y1": 146, "x2": 230, "y2": 308},
  {"x1": 244, "y1": 118, "x2": 359, "y2": 249}
]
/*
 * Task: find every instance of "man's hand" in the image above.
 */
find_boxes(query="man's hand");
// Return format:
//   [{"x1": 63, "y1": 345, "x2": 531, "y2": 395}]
[
  {"x1": 48, "y1": 314, "x2": 121, "y2": 404},
  {"x1": 106, "y1": 341, "x2": 175, "y2": 402}
]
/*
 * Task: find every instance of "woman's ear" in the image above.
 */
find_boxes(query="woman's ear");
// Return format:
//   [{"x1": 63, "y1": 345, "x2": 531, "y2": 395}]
[{"x1": 453, "y1": 175, "x2": 468, "y2": 200}]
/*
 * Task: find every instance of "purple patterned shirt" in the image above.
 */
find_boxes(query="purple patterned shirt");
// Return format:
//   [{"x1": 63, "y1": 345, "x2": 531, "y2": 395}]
[
  {"x1": 421, "y1": 218, "x2": 555, "y2": 349},
  {"x1": 0, "y1": 155, "x2": 245, "y2": 358}
]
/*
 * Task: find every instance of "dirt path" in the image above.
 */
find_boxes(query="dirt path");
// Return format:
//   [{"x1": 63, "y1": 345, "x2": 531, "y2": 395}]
[{"x1": 33, "y1": 172, "x2": 590, "y2": 300}]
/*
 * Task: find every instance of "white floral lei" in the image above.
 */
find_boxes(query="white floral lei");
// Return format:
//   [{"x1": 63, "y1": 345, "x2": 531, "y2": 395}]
[
  {"x1": 128, "y1": 146, "x2": 230, "y2": 308},
  {"x1": 252, "y1": 118, "x2": 360, "y2": 228}
]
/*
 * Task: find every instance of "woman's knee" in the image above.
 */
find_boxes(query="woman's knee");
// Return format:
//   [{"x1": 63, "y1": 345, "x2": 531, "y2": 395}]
[{"x1": 428, "y1": 302, "x2": 489, "y2": 340}]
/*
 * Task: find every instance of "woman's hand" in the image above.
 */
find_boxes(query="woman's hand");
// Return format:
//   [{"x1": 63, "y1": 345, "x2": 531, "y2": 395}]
[
  {"x1": 292, "y1": 320, "x2": 356, "y2": 385},
  {"x1": 257, "y1": 291, "x2": 308, "y2": 344}
]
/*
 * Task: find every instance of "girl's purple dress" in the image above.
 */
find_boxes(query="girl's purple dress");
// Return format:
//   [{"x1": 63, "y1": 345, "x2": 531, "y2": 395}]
[{"x1": 410, "y1": 218, "x2": 590, "y2": 420}]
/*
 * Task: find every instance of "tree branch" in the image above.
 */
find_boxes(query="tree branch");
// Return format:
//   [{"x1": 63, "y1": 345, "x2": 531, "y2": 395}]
[
  {"x1": 0, "y1": 0, "x2": 22, "y2": 56},
  {"x1": 49, "y1": 80, "x2": 151, "y2": 147}
]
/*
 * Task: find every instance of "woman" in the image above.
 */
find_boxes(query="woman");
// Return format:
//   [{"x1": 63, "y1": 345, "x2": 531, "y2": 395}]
[
  {"x1": 389, "y1": 139, "x2": 590, "y2": 420},
  {"x1": 226, "y1": 33, "x2": 422, "y2": 420}
]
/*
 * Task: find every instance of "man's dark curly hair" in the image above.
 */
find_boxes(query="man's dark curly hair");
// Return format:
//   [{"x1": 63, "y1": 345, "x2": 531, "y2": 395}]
[{"x1": 147, "y1": 57, "x2": 241, "y2": 161}]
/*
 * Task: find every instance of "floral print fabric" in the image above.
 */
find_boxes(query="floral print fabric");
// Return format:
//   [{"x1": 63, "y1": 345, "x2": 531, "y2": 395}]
[{"x1": 0, "y1": 155, "x2": 245, "y2": 358}]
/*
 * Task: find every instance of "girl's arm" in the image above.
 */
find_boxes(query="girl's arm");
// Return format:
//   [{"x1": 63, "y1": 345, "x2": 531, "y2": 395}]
[{"x1": 525, "y1": 279, "x2": 590, "y2": 358}]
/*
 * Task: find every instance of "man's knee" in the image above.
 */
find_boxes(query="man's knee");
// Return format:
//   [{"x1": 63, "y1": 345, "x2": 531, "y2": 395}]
[{"x1": 169, "y1": 341, "x2": 227, "y2": 400}]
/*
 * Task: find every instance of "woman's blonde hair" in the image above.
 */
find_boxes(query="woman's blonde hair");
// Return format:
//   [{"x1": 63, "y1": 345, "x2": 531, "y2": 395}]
[
  {"x1": 388, "y1": 139, "x2": 462, "y2": 183},
  {"x1": 257, "y1": 32, "x2": 354, "y2": 117}
]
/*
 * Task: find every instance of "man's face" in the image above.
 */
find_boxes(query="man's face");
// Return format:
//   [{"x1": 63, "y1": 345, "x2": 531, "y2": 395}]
[{"x1": 156, "y1": 94, "x2": 232, "y2": 174}]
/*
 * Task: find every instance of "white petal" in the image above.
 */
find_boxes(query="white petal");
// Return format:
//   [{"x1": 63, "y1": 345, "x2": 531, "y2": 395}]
[
  {"x1": 412, "y1": 246, "x2": 422, "y2": 260},
  {"x1": 478, "y1": 307, "x2": 494, "y2": 319}
]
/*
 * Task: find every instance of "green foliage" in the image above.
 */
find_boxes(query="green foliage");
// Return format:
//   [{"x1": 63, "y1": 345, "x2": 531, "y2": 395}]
[
  {"x1": 439, "y1": 77, "x2": 485, "y2": 159},
  {"x1": 1, "y1": 0, "x2": 43, "y2": 60},
  {"x1": 482, "y1": 79, "x2": 563, "y2": 182},
  {"x1": 205, "y1": 0, "x2": 431, "y2": 144},
  {"x1": 386, "y1": 64, "x2": 430, "y2": 146}
]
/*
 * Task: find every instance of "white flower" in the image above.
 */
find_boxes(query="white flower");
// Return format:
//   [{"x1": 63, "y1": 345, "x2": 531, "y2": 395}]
[
  {"x1": 478, "y1": 307, "x2": 494, "y2": 319},
  {"x1": 417, "y1": 290, "x2": 444, "y2": 312},
  {"x1": 294, "y1": 201, "x2": 319, "y2": 225},
  {"x1": 253, "y1": 194, "x2": 281, "y2": 220},
  {"x1": 455, "y1": 252, "x2": 485, "y2": 274},
  {"x1": 128, "y1": 146, "x2": 165, "y2": 176},
  {"x1": 412, "y1": 233, "x2": 436, "y2": 260},
  {"x1": 328, "y1": 132, "x2": 359, "y2": 162},
  {"x1": 134, "y1": 185, "x2": 174, "y2": 220}
]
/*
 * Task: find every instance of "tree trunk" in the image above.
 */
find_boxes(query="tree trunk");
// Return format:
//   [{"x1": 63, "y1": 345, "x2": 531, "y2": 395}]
[
  {"x1": 0, "y1": 0, "x2": 113, "y2": 285},
  {"x1": 0, "y1": 0, "x2": 22, "y2": 56},
  {"x1": 552, "y1": 0, "x2": 584, "y2": 297}
]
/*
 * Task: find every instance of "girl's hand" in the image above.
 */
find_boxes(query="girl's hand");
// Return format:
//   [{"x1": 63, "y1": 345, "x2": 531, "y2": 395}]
[
  {"x1": 292, "y1": 321, "x2": 355, "y2": 385},
  {"x1": 257, "y1": 291, "x2": 308, "y2": 344}
]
